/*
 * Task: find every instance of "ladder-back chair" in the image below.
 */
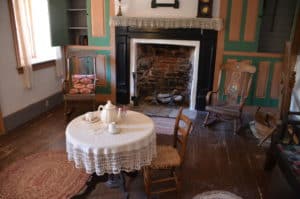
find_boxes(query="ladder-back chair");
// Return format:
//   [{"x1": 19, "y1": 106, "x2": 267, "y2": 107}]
[
  {"x1": 63, "y1": 50, "x2": 98, "y2": 121},
  {"x1": 143, "y1": 107, "x2": 193, "y2": 198}
]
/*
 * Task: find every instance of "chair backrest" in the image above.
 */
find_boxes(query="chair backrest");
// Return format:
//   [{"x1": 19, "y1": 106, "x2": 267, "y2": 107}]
[
  {"x1": 218, "y1": 61, "x2": 256, "y2": 106},
  {"x1": 65, "y1": 50, "x2": 98, "y2": 95},
  {"x1": 173, "y1": 107, "x2": 193, "y2": 165},
  {"x1": 66, "y1": 50, "x2": 97, "y2": 81}
]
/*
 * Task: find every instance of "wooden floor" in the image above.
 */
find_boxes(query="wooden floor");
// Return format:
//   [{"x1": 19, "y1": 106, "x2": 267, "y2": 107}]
[{"x1": 0, "y1": 105, "x2": 298, "y2": 199}]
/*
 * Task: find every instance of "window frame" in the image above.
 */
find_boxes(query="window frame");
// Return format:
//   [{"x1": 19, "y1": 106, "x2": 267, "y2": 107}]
[{"x1": 7, "y1": 0, "x2": 56, "y2": 74}]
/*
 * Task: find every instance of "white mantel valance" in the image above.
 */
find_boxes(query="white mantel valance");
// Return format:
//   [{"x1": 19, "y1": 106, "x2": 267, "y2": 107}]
[{"x1": 110, "y1": 17, "x2": 223, "y2": 31}]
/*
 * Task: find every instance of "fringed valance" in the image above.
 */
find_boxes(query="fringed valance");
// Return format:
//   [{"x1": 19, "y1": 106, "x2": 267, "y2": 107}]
[{"x1": 110, "y1": 17, "x2": 223, "y2": 31}]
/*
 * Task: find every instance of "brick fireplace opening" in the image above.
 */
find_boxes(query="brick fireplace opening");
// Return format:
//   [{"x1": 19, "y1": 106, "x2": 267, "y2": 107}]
[
  {"x1": 115, "y1": 27, "x2": 217, "y2": 110},
  {"x1": 130, "y1": 39, "x2": 200, "y2": 110}
]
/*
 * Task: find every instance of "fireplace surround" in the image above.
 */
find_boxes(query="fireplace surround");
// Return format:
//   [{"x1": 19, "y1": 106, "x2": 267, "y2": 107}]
[{"x1": 115, "y1": 27, "x2": 217, "y2": 110}]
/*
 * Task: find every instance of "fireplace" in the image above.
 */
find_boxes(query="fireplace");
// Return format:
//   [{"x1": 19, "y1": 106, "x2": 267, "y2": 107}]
[
  {"x1": 131, "y1": 39, "x2": 200, "y2": 109},
  {"x1": 115, "y1": 27, "x2": 217, "y2": 110}
]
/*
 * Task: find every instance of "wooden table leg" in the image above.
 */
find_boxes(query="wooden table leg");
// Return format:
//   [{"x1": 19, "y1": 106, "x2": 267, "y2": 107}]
[
  {"x1": 71, "y1": 173, "x2": 108, "y2": 199},
  {"x1": 105, "y1": 172, "x2": 129, "y2": 199}
]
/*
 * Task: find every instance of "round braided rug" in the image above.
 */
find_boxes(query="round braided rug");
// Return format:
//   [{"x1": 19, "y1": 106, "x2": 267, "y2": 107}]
[
  {"x1": 0, "y1": 151, "x2": 89, "y2": 199},
  {"x1": 193, "y1": 190, "x2": 243, "y2": 199}
]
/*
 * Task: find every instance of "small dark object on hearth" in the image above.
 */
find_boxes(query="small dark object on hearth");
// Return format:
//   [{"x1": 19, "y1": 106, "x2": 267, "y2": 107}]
[{"x1": 131, "y1": 96, "x2": 138, "y2": 106}]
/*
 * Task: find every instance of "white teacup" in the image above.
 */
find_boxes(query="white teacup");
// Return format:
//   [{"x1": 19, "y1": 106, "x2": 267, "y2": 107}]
[
  {"x1": 85, "y1": 112, "x2": 94, "y2": 122},
  {"x1": 108, "y1": 122, "x2": 118, "y2": 134}
]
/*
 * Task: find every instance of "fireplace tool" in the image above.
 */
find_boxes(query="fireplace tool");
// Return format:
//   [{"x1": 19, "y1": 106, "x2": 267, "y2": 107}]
[{"x1": 131, "y1": 72, "x2": 138, "y2": 106}]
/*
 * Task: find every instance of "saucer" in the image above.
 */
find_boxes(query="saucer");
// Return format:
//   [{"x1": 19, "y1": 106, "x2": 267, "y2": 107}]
[{"x1": 82, "y1": 116, "x2": 100, "y2": 123}]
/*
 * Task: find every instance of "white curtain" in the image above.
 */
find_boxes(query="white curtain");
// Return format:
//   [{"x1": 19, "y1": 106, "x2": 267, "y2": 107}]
[{"x1": 12, "y1": 0, "x2": 34, "y2": 89}]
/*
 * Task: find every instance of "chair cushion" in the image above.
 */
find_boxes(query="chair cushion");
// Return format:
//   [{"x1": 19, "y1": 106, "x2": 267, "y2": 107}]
[
  {"x1": 205, "y1": 104, "x2": 240, "y2": 117},
  {"x1": 69, "y1": 74, "x2": 95, "y2": 94},
  {"x1": 150, "y1": 145, "x2": 181, "y2": 169}
]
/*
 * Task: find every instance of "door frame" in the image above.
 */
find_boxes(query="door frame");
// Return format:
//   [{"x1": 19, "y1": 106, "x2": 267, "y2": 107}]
[{"x1": 0, "y1": 110, "x2": 5, "y2": 135}]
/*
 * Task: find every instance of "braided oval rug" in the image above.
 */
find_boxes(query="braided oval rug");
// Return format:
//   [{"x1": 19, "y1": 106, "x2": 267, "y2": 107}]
[{"x1": 0, "y1": 151, "x2": 89, "y2": 199}]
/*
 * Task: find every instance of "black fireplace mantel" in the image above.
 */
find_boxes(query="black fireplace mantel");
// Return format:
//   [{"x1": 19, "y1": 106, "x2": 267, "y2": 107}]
[{"x1": 115, "y1": 27, "x2": 217, "y2": 110}]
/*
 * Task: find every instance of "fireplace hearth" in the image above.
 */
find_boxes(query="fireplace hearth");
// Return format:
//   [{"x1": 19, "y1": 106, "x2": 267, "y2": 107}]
[{"x1": 115, "y1": 27, "x2": 217, "y2": 110}]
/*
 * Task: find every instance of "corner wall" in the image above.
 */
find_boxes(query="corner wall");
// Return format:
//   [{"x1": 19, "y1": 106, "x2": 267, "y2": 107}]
[{"x1": 0, "y1": 1, "x2": 62, "y2": 131}]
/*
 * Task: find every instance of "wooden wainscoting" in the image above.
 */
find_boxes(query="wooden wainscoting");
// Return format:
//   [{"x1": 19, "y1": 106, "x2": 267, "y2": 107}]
[
  {"x1": 224, "y1": 0, "x2": 264, "y2": 51},
  {"x1": 91, "y1": 0, "x2": 105, "y2": 37}
]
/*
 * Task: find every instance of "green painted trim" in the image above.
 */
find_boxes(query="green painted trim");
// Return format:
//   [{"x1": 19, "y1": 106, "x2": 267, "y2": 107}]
[
  {"x1": 265, "y1": 62, "x2": 274, "y2": 101},
  {"x1": 95, "y1": 50, "x2": 111, "y2": 94},
  {"x1": 224, "y1": 0, "x2": 232, "y2": 48},
  {"x1": 223, "y1": 55, "x2": 282, "y2": 62},
  {"x1": 239, "y1": 0, "x2": 248, "y2": 44},
  {"x1": 252, "y1": 98, "x2": 279, "y2": 107},
  {"x1": 221, "y1": 55, "x2": 282, "y2": 107},
  {"x1": 87, "y1": 0, "x2": 111, "y2": 46}
]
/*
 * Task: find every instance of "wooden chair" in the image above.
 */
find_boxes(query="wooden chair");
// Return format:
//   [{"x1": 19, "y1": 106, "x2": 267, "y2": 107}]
[
  {"x1": 203, "y1": 61, "x2": 256, "y2": 133},
  {"x1": 143, "y1": 107, "x2": 193, "y2": 198},
  {"x1": 63, "y1": 50, "x2": 98, "y2": 121}
]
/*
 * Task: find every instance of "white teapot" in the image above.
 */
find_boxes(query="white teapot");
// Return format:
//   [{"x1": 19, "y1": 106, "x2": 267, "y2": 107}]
[{"x1": 98, "y1": 100, "x2": 120, "y2": 124}]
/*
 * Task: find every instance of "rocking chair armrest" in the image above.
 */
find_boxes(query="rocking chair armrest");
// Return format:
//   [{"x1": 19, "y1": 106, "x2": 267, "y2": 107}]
[{"x1": 206, "y1": 90, "x2": 219, "y2": 105}]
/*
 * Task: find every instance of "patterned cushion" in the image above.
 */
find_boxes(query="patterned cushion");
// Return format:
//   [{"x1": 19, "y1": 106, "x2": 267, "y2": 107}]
[
  {"x1": 69, "y1": 74, "x2": 95, "y2": 94},
  {"x1": 277, "y1": 144, "x2": 300, "y2": 176},
  {"x1": 150, "y1": 145, "x2": 181, "y2": 169}
]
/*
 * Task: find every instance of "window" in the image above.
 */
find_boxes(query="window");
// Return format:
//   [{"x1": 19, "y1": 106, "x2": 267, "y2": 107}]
[{"x1": 9, "y1": 0, "x2": 56, "y2": 66}]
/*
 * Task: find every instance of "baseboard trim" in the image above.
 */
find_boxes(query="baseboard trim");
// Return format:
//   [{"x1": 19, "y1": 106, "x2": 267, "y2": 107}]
[{"x1": 3, "y1": 92, "x2": 63, "y2": 132}]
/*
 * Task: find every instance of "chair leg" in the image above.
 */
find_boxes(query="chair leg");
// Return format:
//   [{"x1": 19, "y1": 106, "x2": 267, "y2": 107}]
[
  {"x1": 203, "y1": 112, "x2": 210, "y2": 126},
  {"x1": 233, "y1": 119, "x2": 237, "y2": 134},
  {"x1": 64, "y1": 101, "x2": 70, "y2": 122},
  {"x1": 143, "y1": 167, "x2": 151, "y2": 199},
  {"x1": 234, "y1": 116, "x2": 243, "y2": 134},
  {"x1": 264, "y1": 140, "x2": 278, "y2": 171},
  {"x1": 174, "y1": 170, "x2": 181, "y2": 192},
  {"x1": 64, "y1": 100, "x2": 74, "y2": 122}
]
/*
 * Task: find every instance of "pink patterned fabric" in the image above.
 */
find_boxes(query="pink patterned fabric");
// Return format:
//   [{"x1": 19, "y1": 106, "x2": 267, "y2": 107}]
[
  {"x1": 0, "y1": 151, "x2": 89, "y2": 199},
  {"x1": 69, "y1": 74, "x2": 95, "y2": 94}
]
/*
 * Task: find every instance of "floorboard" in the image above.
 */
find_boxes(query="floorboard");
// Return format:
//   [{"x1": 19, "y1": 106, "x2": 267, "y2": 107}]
[{"x1": 0, "y1": 105, "x2": 297, "y2": 199}]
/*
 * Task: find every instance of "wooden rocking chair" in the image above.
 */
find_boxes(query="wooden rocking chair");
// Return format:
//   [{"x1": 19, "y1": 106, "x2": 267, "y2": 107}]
[{"x1": 203, "y1": 61, "x2": 256, "y2": 133}]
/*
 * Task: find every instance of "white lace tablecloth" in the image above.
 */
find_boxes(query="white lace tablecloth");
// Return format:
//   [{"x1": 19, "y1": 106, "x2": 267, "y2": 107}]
[{"x1": 66, "y1": 111, "x2": 156, "y2": 175}]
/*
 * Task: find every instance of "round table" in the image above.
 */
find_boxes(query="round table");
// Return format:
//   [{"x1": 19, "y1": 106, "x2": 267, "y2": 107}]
[{"x1": 66, "y1": 110, "x2": 157, "y2": 176}]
